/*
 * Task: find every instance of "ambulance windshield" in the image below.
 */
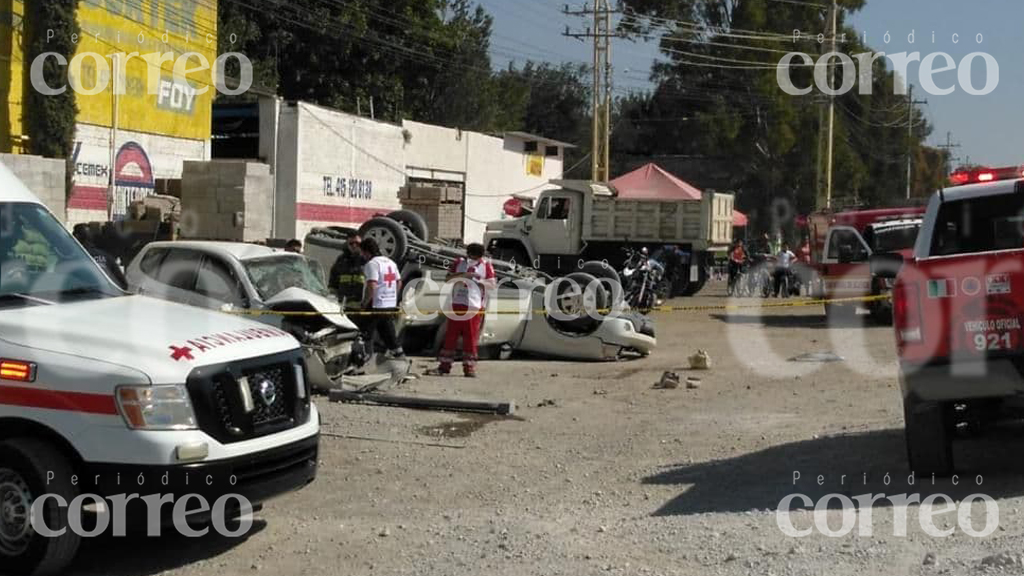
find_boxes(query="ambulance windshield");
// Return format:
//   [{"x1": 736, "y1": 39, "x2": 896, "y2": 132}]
[{"x1": 0, "y1": 202, "x2": 119, "y2": 302}]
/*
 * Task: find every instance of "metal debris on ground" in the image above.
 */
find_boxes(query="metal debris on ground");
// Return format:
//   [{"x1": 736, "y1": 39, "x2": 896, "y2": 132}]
[
  {"x1": 654, "y1": 371, "x2": 680, "y2": 389},
  {"x1": 788, "y1": 352, "x2": 845, "y2": 363},
  {"x1": 329, "y1": 390, "x2": 516, "y2": 416}
]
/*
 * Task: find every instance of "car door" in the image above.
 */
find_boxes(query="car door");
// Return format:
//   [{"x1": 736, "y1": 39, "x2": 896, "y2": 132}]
[
  {"x1": 136, "y1": 247, "x2": 203, "y2": 305},
  {"x1": 821, "y1": 226, "x2": 871, "y2": 297},
  {"x1": 193, "y1": 254, "x2": 250, "y2": 311}
]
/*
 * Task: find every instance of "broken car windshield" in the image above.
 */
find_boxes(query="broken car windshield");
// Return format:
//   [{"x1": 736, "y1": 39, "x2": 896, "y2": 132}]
[{"x1": 243, "y1": 255, "x2": 331, "y2": 300}]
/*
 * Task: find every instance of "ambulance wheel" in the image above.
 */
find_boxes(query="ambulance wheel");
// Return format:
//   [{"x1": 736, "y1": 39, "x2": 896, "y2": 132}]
[
  {"x1": 386, "y1": 210, "x2": 429, "y2": 242},
  {"x1": 0, "y1": 438, "x2": 81, "y2": 576},
  {"x1": 904, "y1": 399, "x2": 954, "y2": 477},
  {"x1": 358, "y1": 217, "x2": 408, "y2": 261}
]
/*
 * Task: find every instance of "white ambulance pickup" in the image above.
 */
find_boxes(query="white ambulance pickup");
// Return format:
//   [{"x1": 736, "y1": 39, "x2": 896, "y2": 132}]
[{"x1": 0, "y1": 163, "x2": 319, "y2": 576}]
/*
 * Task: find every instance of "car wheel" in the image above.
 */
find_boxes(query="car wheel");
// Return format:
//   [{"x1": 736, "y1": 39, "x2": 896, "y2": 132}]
[
  {"x1": 386, "y1": 210, "x2": 429, "y2": 242},
  {"x1": 904, "y1": 398, "x2": 954, "y2": 477},
  {"x1": 580, "y1": 261, "x2": 623, "y2": 306},
  {"x1": 0, "y1": 438, "x2": 81, "y2": 576},
  {"x1": 358, "y1": 217, "x2": 409, "y2": 261},
  {"x1": 545, "y1": 272, "x2": 609, "y2": 334}
]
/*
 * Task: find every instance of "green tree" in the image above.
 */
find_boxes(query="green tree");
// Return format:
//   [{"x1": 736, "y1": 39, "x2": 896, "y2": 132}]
[{"x1": 24, "y1": 0, "x2": 79, "y2": 161}]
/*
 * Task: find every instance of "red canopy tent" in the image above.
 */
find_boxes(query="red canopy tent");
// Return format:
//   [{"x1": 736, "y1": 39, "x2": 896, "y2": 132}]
[{"x1": 610, "y1": 163, "x2": 748, "y2": 227}]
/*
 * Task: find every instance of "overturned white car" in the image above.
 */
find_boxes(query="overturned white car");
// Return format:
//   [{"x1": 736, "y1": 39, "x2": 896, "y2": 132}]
[{"x1": 304, "y1": 221, "x2": 656, "y2": 362}]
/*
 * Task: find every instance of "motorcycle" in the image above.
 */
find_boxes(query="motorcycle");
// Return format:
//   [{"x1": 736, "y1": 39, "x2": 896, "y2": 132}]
[{"x1": 620, "y1": 247, "x2": 665, "y2": 313}]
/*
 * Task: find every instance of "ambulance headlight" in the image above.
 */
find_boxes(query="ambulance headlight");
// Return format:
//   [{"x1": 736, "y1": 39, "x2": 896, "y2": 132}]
[{"x1": 116, "y1": 384, "x2": 198, "y2": 430}]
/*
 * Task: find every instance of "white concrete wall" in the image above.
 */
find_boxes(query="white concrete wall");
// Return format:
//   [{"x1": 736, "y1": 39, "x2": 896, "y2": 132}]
[
  {"x1": 0, "y1": 154, "x2": 66, "y2": 220},
  {"x1": 402, "y1": 120, "x2": 467, "y2": 182},
  {"x1": 67, "y1": 122, "x2": 210, "y2": 225},
  {"x1": 463, "y1": 134, "x2": 564, "y2": 243},
  {"x1": 279, "y1": 102, "x2": 405, "y2": 240}
]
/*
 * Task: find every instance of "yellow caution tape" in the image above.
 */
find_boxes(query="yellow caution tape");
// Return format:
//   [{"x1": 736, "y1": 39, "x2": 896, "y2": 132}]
[{"x1": 221, "y1": 294, "x2": 892, "y2": 318}]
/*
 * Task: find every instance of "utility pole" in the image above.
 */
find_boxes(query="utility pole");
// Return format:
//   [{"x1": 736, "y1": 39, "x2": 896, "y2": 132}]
[
  {"x1": 564, "y1": 2, "x2": 617, "y2": 182},
  {"x1": 937, "y1": 131, "x2": 961, "y2": 172},
  {"x1": 905, "y1": 83, "x2": 928, "y2": 199},
  {"x1": 823, "y1": 0, "x2": 837, "y2": 210}
]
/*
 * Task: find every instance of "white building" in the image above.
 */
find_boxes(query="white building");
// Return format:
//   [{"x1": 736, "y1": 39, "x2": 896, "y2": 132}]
[{"x1": 236, "y1": 97, "x2": 571, "y2": 243}]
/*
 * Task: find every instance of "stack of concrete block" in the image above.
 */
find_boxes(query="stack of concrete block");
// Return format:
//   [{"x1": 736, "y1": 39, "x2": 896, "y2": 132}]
[
  {"x1": 0, "y1": 153, "x2": 67, "y2": 219},
  {"x1": 398, "y1": 184, "x2": 463, "y2": 203},
  {"x1": 399, "y1": 184, "x2": 464, "y2": 240},
  {"x1": 180, "y1": 160, "x2": 273, "y2": 242}
]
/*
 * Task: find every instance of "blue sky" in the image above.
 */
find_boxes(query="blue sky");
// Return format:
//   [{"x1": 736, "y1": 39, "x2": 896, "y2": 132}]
[{"x1": 479, "y1": 0, "x2": 1023, "y2": 167}]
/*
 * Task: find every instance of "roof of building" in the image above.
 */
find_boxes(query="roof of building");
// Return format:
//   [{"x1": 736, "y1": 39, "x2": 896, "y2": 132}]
[{"x1": 503, "y1": 131, "x2": 577, "y2": 149}]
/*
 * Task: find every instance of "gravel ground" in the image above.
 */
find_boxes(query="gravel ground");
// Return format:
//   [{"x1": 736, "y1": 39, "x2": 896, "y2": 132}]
[{"x1": 69, "y1": 282, "x2": 1024, "y2": 576}]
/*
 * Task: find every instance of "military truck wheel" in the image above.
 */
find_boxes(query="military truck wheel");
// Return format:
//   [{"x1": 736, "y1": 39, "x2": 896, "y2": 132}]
[
  {"x1": 358, "y1": 217, "x2": 408, "y2": 261},
  {"x1": 386, "y1": 210, "x2": 429, "y2": 242},
  {"x1": 904, "y1": 398, "x2": 954, "y2": 477},
  {"x1": 0, "y1": 438, "x2": 81, "y2": 576}
]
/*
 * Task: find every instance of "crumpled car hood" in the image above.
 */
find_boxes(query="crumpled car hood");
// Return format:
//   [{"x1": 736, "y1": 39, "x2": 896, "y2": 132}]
[{"x1": 265, "y1": 288, "x2": 359, "y2": 331}]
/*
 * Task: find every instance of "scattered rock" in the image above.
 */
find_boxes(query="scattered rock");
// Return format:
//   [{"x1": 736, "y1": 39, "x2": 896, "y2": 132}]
[
  {"x1": 724, "y1": 552, "x2": 738, "y2": 562},
  {"x1": 788, "y1": 545, "x2": 804, "y2": 555},
  {"x1": 654, "y1": 372, "x2": 680, "y2": 389},
  {"x1": 378, "y1": 527, "x2": 390, "y2": 538},
  {"x1": 537, "y1": 399, "x2": 557, "y2": 407},
  {"x1": 923, "y1": 552, "x2": 937, "y2": 566},
  {"x1": 593, "y1": 389, "x2": 608, "y2": 395},
  {"x1": 980, "y1": 552, "x2": 1020, "y2": 569},
  {"x1": 597, "y1": 525, "x2": 607, "y2": 533},
  {"x1": 689, "y1": 350, "x2": 712, "y2": 370},
  {"x1": 686, "y1": 378, "x2": 701, "y2": 390}
]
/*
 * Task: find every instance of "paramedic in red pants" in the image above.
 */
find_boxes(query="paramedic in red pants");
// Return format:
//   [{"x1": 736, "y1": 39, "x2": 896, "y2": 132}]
[{"x1": 436, "y1": 243, "x2": 496, "y2": 377}]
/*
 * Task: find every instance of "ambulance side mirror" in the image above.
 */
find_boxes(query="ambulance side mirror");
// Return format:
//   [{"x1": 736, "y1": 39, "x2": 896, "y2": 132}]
[{"x1": 870, "y1": 252, "x2": 904, "y2": 279}]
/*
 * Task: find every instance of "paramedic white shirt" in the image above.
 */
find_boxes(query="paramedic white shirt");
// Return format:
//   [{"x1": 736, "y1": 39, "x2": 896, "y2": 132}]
[{"x1": 364, "y1": 256, "x2": 400, "y2": 308}]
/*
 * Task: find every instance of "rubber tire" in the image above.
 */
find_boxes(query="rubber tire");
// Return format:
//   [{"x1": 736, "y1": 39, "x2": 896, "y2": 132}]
[
  {"x1": 580, "y1": 261, "x2": 623, "y2": 306},
  {"x1": 386, "y1": 210, "x2": 429, "y2": 242},
  {"x1": 492, "y1": 245, "x2": 529, "y2": 269},
  {"x1": 545, "y1": 272, "x2": 609, "y2": 334},
  {"x1": 358, "y1": 217, "x2": 408, "y2": 261},
  {"x1": 0, "y1": 438, "x2": 81, "y2": 576},
  {"x1": 869, "y1": 301, "x2": 894, "y2": 325},
  {"x1": 904, "y1": 398, "x2": 954, "y2": 477}
]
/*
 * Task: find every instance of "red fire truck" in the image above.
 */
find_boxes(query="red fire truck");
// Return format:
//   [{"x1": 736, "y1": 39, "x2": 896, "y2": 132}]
[
  {"x1": 808, "y1": 205, "x2": 926, "y2": 322},
  {"x1": 879, "y1": 164, "x2": 1024, "y2": 474}
]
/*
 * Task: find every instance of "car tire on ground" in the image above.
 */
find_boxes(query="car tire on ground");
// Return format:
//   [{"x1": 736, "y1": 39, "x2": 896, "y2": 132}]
[
  {"x1": 0, "y1": 438, "x2": 82, "y2": 576},
  {"x1": 545, "y1": 272, "x2": 609, "y2": 334},
  {"x1": 580, "y1": 261, "x2": 623, "y2": 306},
  {"x1": 903, "y1": 398, "x2": 954, "y2": 476},
  {"x1": 386, "y1": 210, "x2": 429, "y2": 242},
  {"x1": 358, "y1": 217, "x2": 409, "y2": 261}
]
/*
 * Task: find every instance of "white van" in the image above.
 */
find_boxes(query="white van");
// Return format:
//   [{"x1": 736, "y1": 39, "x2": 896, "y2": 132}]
[{"x1": 0, "y1": 162, "x2": 319, "y2": 575}]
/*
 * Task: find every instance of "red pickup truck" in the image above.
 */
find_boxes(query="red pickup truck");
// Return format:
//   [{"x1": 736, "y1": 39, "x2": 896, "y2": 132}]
[{"x1": 881, "y1": 166, "x2": 1024, "y2": 475}]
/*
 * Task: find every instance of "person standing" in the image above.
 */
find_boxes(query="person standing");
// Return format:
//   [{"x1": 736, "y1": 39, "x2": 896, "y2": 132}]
[
  {"x1": 773, "y1": 242, "x2": 796, "y2": 298},
  {"x1": 434, "y1": 243, "x2": 496, "y2": 378},
  {"x1": 72, "y1": 224, "x2": 127, "y2": 290},
  {"x1": 329, "y1": 234, "x2": 367, "y2": 307},
  {"x1": 727, "y1": 239, "x2": 746, "y2": 294},
  {"x1": 360, "y1": 237, "x2": 405, "y2": 359}
]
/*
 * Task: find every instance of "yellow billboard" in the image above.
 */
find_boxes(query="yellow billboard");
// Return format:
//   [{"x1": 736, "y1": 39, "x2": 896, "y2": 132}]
[
  {"x1": 527, "y1": 154, "x2": 544, "y2": 177},
  {"x1": 72, "y1": 0, "x2": 218, "y2": 140}
]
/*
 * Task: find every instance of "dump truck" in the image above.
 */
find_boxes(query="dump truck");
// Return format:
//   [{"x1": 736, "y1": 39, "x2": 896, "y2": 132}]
[{"x1": 482, "y1": 180, "x2": 734, "y2": 296}]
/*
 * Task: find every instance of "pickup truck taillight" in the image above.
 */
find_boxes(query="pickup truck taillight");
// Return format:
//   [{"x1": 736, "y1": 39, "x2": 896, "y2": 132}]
[{"x1": 893, "y1": 281, "x2": 922, "y2": 344}]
